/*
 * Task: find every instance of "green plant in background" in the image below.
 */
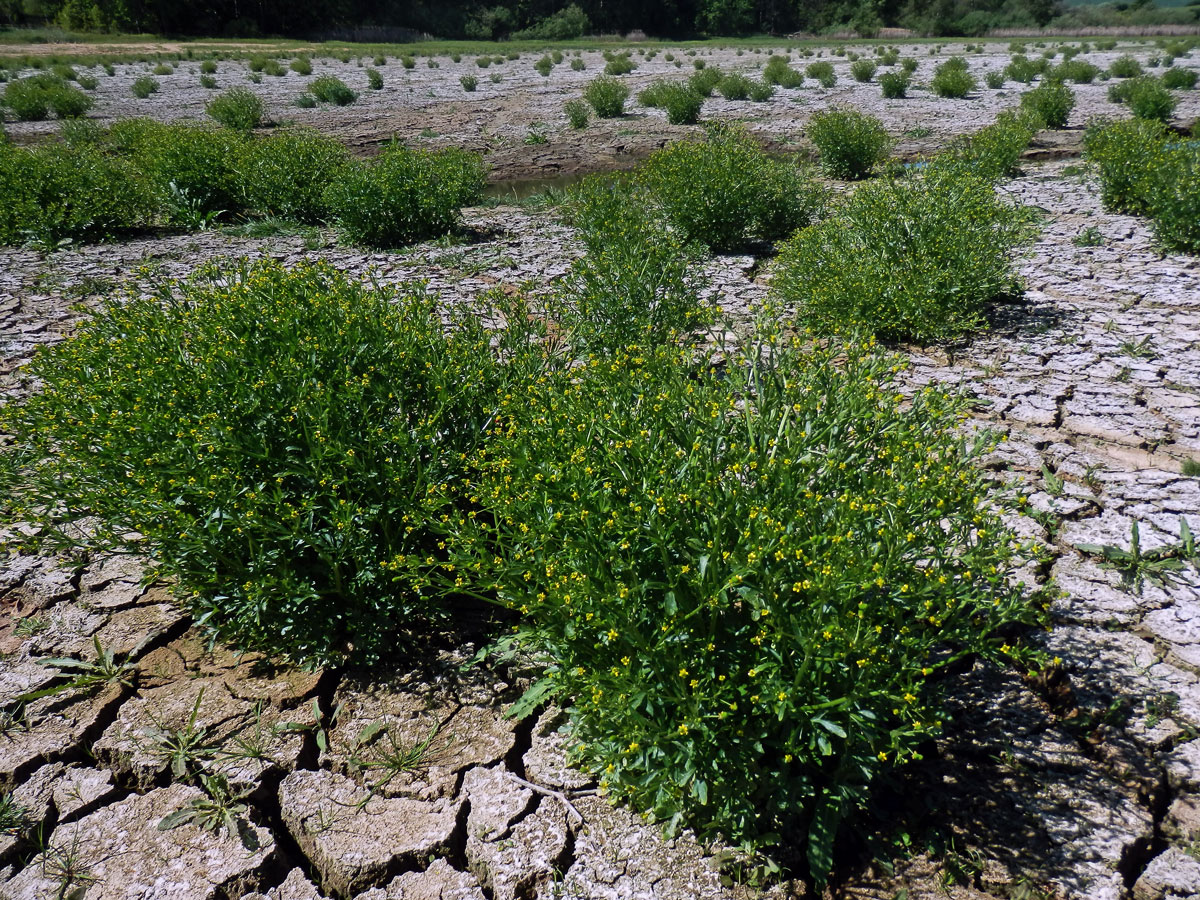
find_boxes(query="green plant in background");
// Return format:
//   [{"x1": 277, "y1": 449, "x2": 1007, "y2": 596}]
[
  {"x1": 931, "y1": 58, "x2": 976, "y2": 98},
  {"x1": 583, "y1": 75, "x2": 629, "y2": 118},
  {"x1": 564, "y1": 98, "x2": 589, "y2": 128},
  {"x1": 1128, "y1": 77, "x2": 1177, "y2": 122},
  {"x1": 205, "y1": 87, "x2": 264, "y2": 131},
  {"x1": 460, "y1": 74, "x2": 478, "y2": 91},
  {"x1": 132, "y1": 74, "x2": 158, "y2": 98},
  {"x1": 0, "y1": 260, "x2": 508, "y2": 666},
  {"x1": 901, "y1": 57, "x2": 919, "y2": 75},
  {"x1": 807, "y1": 107, "x2": 891, "y2": 180},
  {"x1": 806, "y1": 60, "x2": 836, "y2": 87},
  {"x1": 985, "y1": 70, "x2": 1005, "y2": 89},
  {"x1": 152, "y1": 63, "x2": 173, "y2": 75},
  {"x1": 879, "y1": 71, "x2": 909, "y2": 98},
  {"x1": 239, "y1": 127, "x2": 350, "y2": 223},
  {"x1": 1162, "y1": 67, "x2": 1198, "y2": 90},
  {"x1": 1149, "y1": 145, "x2": 1200, "y2": 252},
  {"x1": 716, "y1": 72, "x2": 753, "y2": 100},
  {"x1": 570, "y1": 57, "x2": 586, "y2": 71},
  {"x1": 1020, "y1": 79, "x2": 1075, "y2": 128},
  {"x1": 850, "y1": 58, "x2": 877, "y2": 82},
  {"x1": 200, "y1": 59, "x2": 217, "y2": 74},
  {"x1": 688, "y1": 66, "x2": 723, "y2": 96},
  {"x1": 640, "y1": 122, "x2": 826, "y2": 252},
  {"x1": 366, "y1": 67, "x2": 383, "y2": 90},
  {"x1": 290, "y1": 56, "x2": 312, "y2": 76},
  {"x1": 534, "y1": 55, "x2": 553, "y2": 76},
  {"x1": 4, "y1": 74, "x2": 93, "y2": 120},
  {"x1": 294, "y1": 93, "x2": 317, "y2": 108},
  {"x1": 763, "y1": 55, "x2": 803, "y2": 87},
  {"x1": 1073, "y1": 225, "x2": 1104, "y2": 247},
  {"x1": 325, "y1": 142, "x2": 485, "y2": 248},
  {"x1": 1083, "y1": 117, "x2": 1171, "y2": 215},
  {"x1": 308, "y1": 74, "x2": 357, "y2": 105},
  {"x1": 454, "y1": 331, "x2": 1037, "y2": 884},
  {"x1": 401, "y1": 55, "x2": 416, "y2": 69},
  {"x1": 1108, "y1": 55, "x2": 1143, "y2": 78},
  {"x1": 1051, "y1": 59, "x2": 1100, "y2": 83},
  {"x1": 772, "y1": 169, "x2": 1035, "y2": 343},
  {"x1": 199, "y1": 74, "x2": 217, "y2": 89}
]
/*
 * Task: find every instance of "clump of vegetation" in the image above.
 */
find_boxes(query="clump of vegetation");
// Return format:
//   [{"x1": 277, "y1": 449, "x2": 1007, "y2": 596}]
[
  {"x1": 1128, "y1": 77, "x2": 1177, "y2": 122},
  {"x1": 366, "y1": 67, "x2": 383, "y2": 90},
  {"x1": 807, "y1": 107, "x2": 891, "y2": 180},
  {"x1": 641, "y1": 81, "x2": 703, "y2": 124},
  {"x1": 583, "y1": 75, "x2": 629, "y2": 118},
  {"x1": 1084, "y1": 117, "x2": 1171, "y2": 215},
  {"x1": 640, "y1": 122, "x2": 825, "y2": 252},
  {"x1": 200, "y1": 59, "x2": 217, "y2": 74},
  {"x1": 688, "y1": 66, "x2": 723, "y2": 97},
  {"x1": 199, "y1": 74, "x2": 217, "y2": 89},
  {"x1": 805, "y1": 60, "x2": 836, "y2": 87},
  {"x1": 850, "y1": 58, "x2": 877, "y2": 82},
  {"x1": 564, "y1": 98, "x2": 589, "y2": 128},
  {"x1": 0, "y1": 260, "x2": 508, "y2": 666},
  {"x1": 1020, "y1": 79, "x2": 1074, "y2": 128},
  {"x1": 458, "y1": 327, "x2": 1037, "y2": 881},
  {"x1": 1051, "y1": 59, "x2": 1099, "y2": 83},
  {"x1": 772, "y1": 169, "x2": 1034, "y2": 342},
  {"x1": 604, "y1": 54, "x2": 635, "y2": 76},
  {"x1": 879, "y1": 71, "x2": 909, "y2": 98},
  {"x1": 534, "y1": 55, "x2": 553, "y2": 77},
  {"x1": 763, "y1": 54, "x2": 803, "y2": 87},
  {"x1": 324, "y1": 143, "x2": 485, "y2": 248},
  {"x1": 985, "y1": 70, "x2": 1005, "y2": 89},
  {"x1": 930, "y1": 58, "x2": 976, "y2": 98},
  {"x1": 460, "y1": 74, "x2": 478, "y2": 91},
  {"x1": 570, "y1": 57, "x2": 586, "y2": 71},
  {"x1": 716, "y1": 72, "x2": 753, "y2": 100},
  {"x1": 3, "y1": 73, "x2": 93, "y2": 120},
  {"x1": 308, "y1": 75, "x2": 357, "y2": 105},
  {"x1": 152, "y1": 63, "x2": 173, "y2": 76},
  {"x1": 205, "y1": 87, "x2": 264, "y2": 131},
  {"x1": 290, "y1": 56, "x2": 312, "y2": 76},
  {"x1": 929, "y1": 110, "x2": 1037, "y2": 181},
  {"x1": 1108, "y1": 55, "x2": 1143, "y2": 78},
  {"x1": 132, "y1": 75, "x2": 159, "y2": 98},
  {"x1": 1162, "y1": 66, "x2": 1198, "y2": 90},
  {"x1": 240, "y1": 128, "x2": 349, "y2": 223},
  {"x1": 1147, "y1": 145, "x2": 1200, "y2": 252}
]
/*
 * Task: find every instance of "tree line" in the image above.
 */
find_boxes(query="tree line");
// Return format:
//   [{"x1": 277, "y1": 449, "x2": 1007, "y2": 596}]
[{"x1": 1, "y1": 0, "x2": 1194, "y2": 41}]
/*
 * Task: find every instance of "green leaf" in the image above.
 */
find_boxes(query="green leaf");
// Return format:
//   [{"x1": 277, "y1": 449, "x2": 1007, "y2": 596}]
[
  {"x1": 158, "y1": 808, "x2": 195, "y2": 831},
  {"x1": 813, "y1": 717, "x2": 846, "y2": 738},
  {"x1": 505, "y1": 677, "x2": 556, "y2": 721},
  {"x1": 807, "y1": 794, "x2": 840, "y2": 885}
]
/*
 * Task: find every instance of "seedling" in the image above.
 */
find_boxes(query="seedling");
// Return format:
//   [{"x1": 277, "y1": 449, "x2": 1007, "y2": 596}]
[
  {"x1": 1076, "y1": 518, "x2": 1198, "y2": 593},
  {"x1": 158, "y1": 773, "x2": 259, "y2": 850}
]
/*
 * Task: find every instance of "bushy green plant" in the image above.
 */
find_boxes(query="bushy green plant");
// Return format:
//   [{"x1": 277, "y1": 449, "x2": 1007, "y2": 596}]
[
  {"x1": 570, "y1": 57, "x2": 586, "y2": 71},
  {"x1": 604, "y1": 55, "x2": 635, "y2": 76},
  {"x1": 806, "y1": 60, "x2": 835, "y2": 87},
  {"x1": 456, "y1": 331, "x2": 1035, "y2": 881},
  {"x1": 308, "y1": 75, "x2": 357, "y2": 105},
  {"x1": 294, "y1": 93, "x2": 317, "y2": 108},
  {"x1": 0, "y1": 141, "x2": 155, "y2": 244},
  {"x1": 717, "y1": 72, "x2": 752, "y2": 100},
  {"x1": 642, "y1": 81, "x2": 703, "y2": 124},
  {"x1": 1162, "y1": 66, "x2": 1198, "y2": 90},
  {"x1": 200, "y1": 74, "x2": 218, "y2": 89},
  {"x1": 1150, "y1": 146, "x2": 1200, "y2": 253},
  {"x1": 76, "y1": 73, "x2": 98, "y2": 90},
  {"x1": 850, "y1": 58, "x2": 877, "y2": 82},
  {"x1": 640, "y1": 123, "x2": 825, "y2": 252},
  {"x1": 1083, "y1": 116, "x2": 1171, "y2": 215},
  {"x1": 1128, "y1": 77, "x2": 1177, "y2": 121},
  {"x1": 132, "y1": 75, "x2": 159, "y2": 98},
  {"x1": 534, "y1": 55, "x2": 553, "y2": 77},
  {"x1": 583, "y1": 75, "x2": 629, "y2": 118},
  {"x1": 747, "y1": 80, "x2": 774, "y2": 102},
  {"x1": 879, "y1": 71, "x2": 908, "y2": 98},
  {"x1": 1020, "y1": 79, "x2": 1074, "y2": 128},
  {"x1": 1109, "y1": 55, "x2": 1143, "y2": 78},
  {"x1": 239, "y1": 128, "x2": 349, "y2": 223},
  {"x1": 688, "y1": 66, "x2": 723, "y2": 96},
  {"x1": 205, "y1": 87, "x2": 264, "y2": 131},
  {"x1": 930, "y1": 60, "x2": 976, "y2": 98},
  {"x1": 200, "y1": 59, "x2": 217, "y2": 74},
  {"x1": 565, "y1": 98, "x2": 589, "y2": 128},
  {"x1": 0, "y1": 260, "x2": 509, "y2": 666},
  {"x1": 366, "y1": 67, "x2": 383, "y2": 90},
  {"x1": 807, "y1": 107, "x2": 891, "y2": 180},
  {"x1": 772, "y1": 170, "x2": 1034, "y2": 342},
  {"x1": 248, "y1": 54, "x2": 270, "y2": 72},
  {"x1": 290, "y1": 56, "x2": 312, "y2": 76},
  {"x1": 1051, "y1": 59, "x2": 1099, "y2": 83},
  {"x1": 401, "y1": 55, "x2": 416, "y2": 69},
  {"x1": 985, "y1": 70, "x2": 1004, "y2": 89},
  {"x1": 763, "y1": 55, "x2": 803, "y2": 87},
  {"x1": 4, "y1": 74, "x2": 93, "y2": 120},
  {"x1": 324, "y1": 143, "x2": 485, "y2": 248},
  {"x1": 900, "y1": 57, "x2": 918, "y2": 74},
  {"x1": 928, "y1": 110, "x2": 1036, "y2": 181},
  {"x1": 460, "y1": 74, "x2": 478, "y2": 91},
  {"x1": 152, "y1": 63, "x2": 173, "y2": 75}
]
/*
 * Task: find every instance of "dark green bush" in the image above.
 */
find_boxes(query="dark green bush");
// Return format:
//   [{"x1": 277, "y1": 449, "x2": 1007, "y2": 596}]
[
  {"x1": 604, "y1": 55, "x2": 635, "y2": 76},
  {"x1": 747, "y1": 80, "x2": 774, "y2": 102},
  {"x1": 200, "y1": 59, "x2": 217, "y2": 74},
  {"x1": 1109, "y1": 55, "x2": 1143, "y2": 78},
  {"x1": 205, "y1": 87, "x2": 264, "y2": 130},
  {"x1": 457, "y1": 332, "x2": 1035, "y2": 880},
  {"x1": 807, "y1": 107, "x2": 891, "y2": 180},
  {"x1": 0, "y1": 141, "x2": 155, "y2": 244},
  {"x1": 4, "y1": 74, "x2": 93, "y2": 120},
  {"x1": 262, "y1": 59, "x2": 285, "y2": 77},
  {"x1": 1083, "y1": 116, "x2": 1171, "y2": 215},
  {"x1": 534, "y1": 55, "x2": 553, "y2": 77},
  {"x1": 1020, "y1": 79, "x2": 1074, "y2": 128},
  {"x1": 931, "y1": 60, "x2": 976, "y2": 98},
  {"x1": 763, "y1": 55, "x2": 803, "y2": 87},
  {"x1": 366, "y1": 68, "x2": 383, "y2": 90},
  {"x1": 239, "y1": 128, "x2": 349, "y2": 223},
  {"x1": 806, "y1": 60, "x2": 835, "y2": 87},
  {"x1": 460, "y1": 74, "x2": 478, "y2": 92},
  {"x1": 1150, "y1": 146, "x2": 1200, "y2": 253},
  {"x1": 717, "y1": 72, "x2": 752, "y2": 100},
  {"x1": 642, "y1": 81, "x2": 703, "y2": 124},
  {"x1": 152, "y1": 63, "x2": 173, "y2": 76},
  {"x1": 570, "y1": 57, "x2": 585, "y2": 71},
  {"x1": 929, "y1": 110, "x2": 1037, "y2": 181},
  {"x1": 772, "y1": 170, "x2": 1034, "y2": 342},
  {"x1": 900, "y1": 57, "x2": 919, "y2": 74},
  {"x1": 0, "y1": 260, "x2": 508, "y2": 666},
  {"x1": 401, "y1": 55, "x2": 416, "y2": 69},
  {"x1": 688, "y1": 66, "x2": 723, "y2": 97},
  {"x1": 1051, "y1": 59, "x2": 1099, "y2": 83},
  {"x1": 200, "y1": 74, "x2": 218, "y2": 89},
  {"x1": 1128, "y1": 77, "x2": 1177, "y2": 122},
  {"x1": 640, "y1": 123, "x2": 825, "y2": 252},
  {"x1": 583, "y1": 75, "x2": 629, "y2": 118},
  {"x1": 308, "y1": 75, "x2": 357, "y2": 105},
  {"x1": 880, "y1": 72, "x2": 908, "y2": 98},
  {"x1": 850, "y1": 59, "x2": 877, "y2": 82},
  {"x1": 1162, "y1": 66, "x2": 1198, "y2": 90},
  {"x1": 132, "y1": 75, "x2": 158, "y2": 98},
  {"x1": 325, "y1": 143, "x2": 485, "y2": 248},
  {"x1": 76, "y1": 73, "x2": 98, "y2": 90}
]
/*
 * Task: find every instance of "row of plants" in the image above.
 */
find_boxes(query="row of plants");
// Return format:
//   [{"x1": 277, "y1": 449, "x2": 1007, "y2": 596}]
[
  {"x1": 1, "y1": 146, "x2": 1041, "y2": 878},
  {"x1": 0, "y1": 122, "x2": 482, "y2": 247},
  {"x1": 1084, "y1": 117, "x2": 1200, "y2": 253}
]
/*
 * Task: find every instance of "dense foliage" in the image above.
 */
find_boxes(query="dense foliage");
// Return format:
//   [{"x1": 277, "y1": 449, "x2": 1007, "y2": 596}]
[
  {"x1": 239, "y1": 128, "x2": 351, "y2": 222},
  {"x1": 1019, "y1": 78, "x2": 1074, "y2": 129},
  {"x1": 205, "y1": 86, "x2": 264, "y2": 130},
  {"x1": 3, "y1": 72, "x2": 91, "y2": 120},
  {"x1": 640, "y1": 122, "x2": 825, "y2": 251},
  {"x1": 806, "y1": 107, "x2": 891, "y2": 180},
  {"x1": 0, "y1": 261, "x2": 507, "y2": 666},
  {"x1": 772, "y1": 170, "x2": 1035, "y2": 342}
]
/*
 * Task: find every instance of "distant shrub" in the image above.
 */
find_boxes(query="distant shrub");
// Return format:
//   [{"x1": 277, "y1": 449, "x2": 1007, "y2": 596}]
[
  {"x1": 325, "y1": 143, "x2": 485, "y2": 248},
  {"x1": 931, "y1": 60, "x2": 976, "y2": 98},
  {"x1": 132, "y1": 75, "x2": 159, "y2": 98},
  {"x1": 565, "y1": 98, "x2": 589, "y2": 128},
  {"x1": 4, "y1": 74, "x2": 93, "y2": 120},
  {"x1": 76, "y1": 73, "x2": 98, "y2": 90},
  {"x1": 850, "y1": 58, "x2": 877, "y2": 82},
  {"x1": 807, "y1": 107, "x2": 891, "y2": 180},
  {"x1": 199, "y1": 74, "x2": 218, "y2": 89},
  {"x1": 900, "y1": 57, "x2": 919, "y2": 74},
  {"x1": 1108, "y1": 55, "x2": 1143, "y2": 78},
  {"x1": 534, "y1": 55, "x2": 553, "y2": 77},
  {"x1": 366, "y1": 67, "x2": 383, "y2": 90},
  {"x1": 200, "y1": 59, "x2": 217, "y2": 74},
  {"x1": 880, "y1": 71, "x2": 908, "y2": 98},
  {"x1": 763, "y1": 54, "x2": 803, "y2": 87},
  {"x1": 688, "y1": 67, "x2": 722, "y2": 96},
  {"x1": 1128, "y1": 77, "x2": 1177, "y2": 121},
  {"x1": 460, "y1": 74, "x2": 477, "y2": 91},
  {"x1": 717, "y1": 72, "x2": 752, "y2": 100},
  {"x1": 1162, "y1": 66, "x2": 1198, "y2": 90},
  {"x1": 570, "y1": 57, "x2": 586, "y2": 71},
  {"x1": 240, "y1": 128, "x2": 349, "y2": 223},
  {"x1": 205, "y1": 87, "x2": 264, "y2": 130},
  {"x1": 290, "y1": 56, "x2": 312, "y2": 75},
  {"x1": 294, "y1": 93, "x2": 317, "y2": 108},
  {"x1": 51, "y1": 63, "x2": 77, "y2": 81},
  {"x1": 309, "y1": 75, "x2": 357, "y2": 105},
  {"x1": 747, "y1": 80, "x2": 774, "y2": 102},
  {"x1": 0, "y1": 259, "x2": 509, "y2": 666},
  {"x1": 1084, "y1": 117, "x2": 1171, "y2": 215},
  {"x1": 373, "y1": 54, "x2": 386, "y2": 66},
  {"x1": 152, "y1": 63, "x2": 173, "y2": 75},
  {"x1": 773, "y1": 169, "x2": 1033, "y2": 342},
  {"x1": 806, "y1": 60, "x2": 836, "y2": 87},
  {"x1": 985, "y1": 70, "x2": 1005, "y2": 89},
  {"x1": 604, "y1": 55, "x2": 635, "y2": 76},
  {"x1": 929, "y1": 110, "x2": 1037, "y2": 181},
  {"x1": 583, "y1": 75, "x2": 629, "y2": 118},
  {"x1": 1020, "y1": 79, "x2": 1074, "y2": 128},
  {"x1": 640, "y1": 122, "x2": 825, "y2": 252},
  {"x1": 1051, "y1": 59, "x2": 1099, "y2": 83}
]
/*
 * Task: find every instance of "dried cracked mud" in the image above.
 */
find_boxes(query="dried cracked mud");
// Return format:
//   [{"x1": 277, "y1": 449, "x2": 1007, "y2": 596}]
[{"x1": 3, "y1": 36, "x2": 1200, "y2": 900}]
